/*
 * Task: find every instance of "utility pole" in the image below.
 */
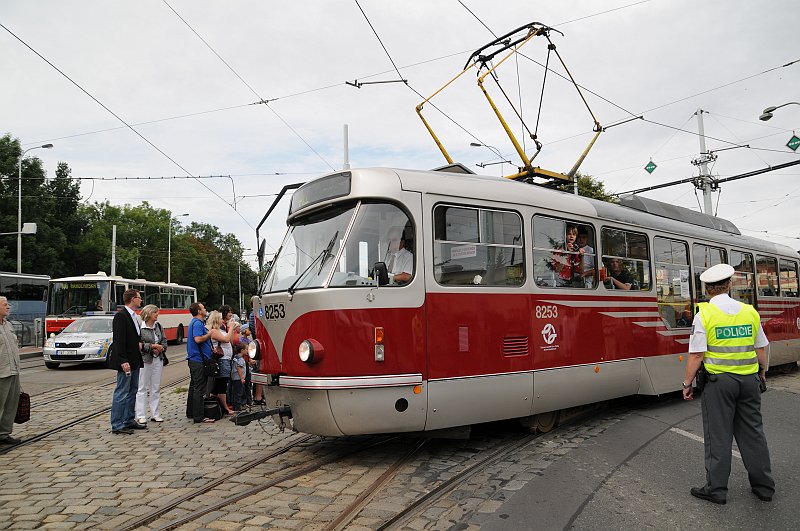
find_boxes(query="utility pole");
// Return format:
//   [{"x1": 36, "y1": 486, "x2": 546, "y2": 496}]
[{"x1": 692, "y1": 109, "x2": 717, "y2": 215}]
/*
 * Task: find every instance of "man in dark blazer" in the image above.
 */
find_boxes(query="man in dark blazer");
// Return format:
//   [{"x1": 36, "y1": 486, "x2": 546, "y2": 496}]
[{"x1": 109, "y1": 289, "x2": 144, "y2": 434}]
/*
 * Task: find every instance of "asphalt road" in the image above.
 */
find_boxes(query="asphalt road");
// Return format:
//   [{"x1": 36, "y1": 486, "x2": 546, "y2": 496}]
[{"x1": 479, "y1": 372, "x2": 800, "y2": 530}]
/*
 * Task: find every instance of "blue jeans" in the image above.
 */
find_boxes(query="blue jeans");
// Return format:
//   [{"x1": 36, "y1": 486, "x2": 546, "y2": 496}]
[{"x1": 111, "y1": 368, "x2": 139, "y2": 430}]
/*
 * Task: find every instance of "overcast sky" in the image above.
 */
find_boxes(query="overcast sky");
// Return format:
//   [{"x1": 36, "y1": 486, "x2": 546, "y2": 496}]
[{"x1": 3, "y1": 0, "x2": 799, "y2": 269}]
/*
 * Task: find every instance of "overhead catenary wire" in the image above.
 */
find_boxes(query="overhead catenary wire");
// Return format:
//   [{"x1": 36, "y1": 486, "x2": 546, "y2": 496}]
[
  {"x1": 0, "y1": 20, "x2": 254, "y2": 231},
  {"x1": 162, "y1": 0, "x2": 335, "y2": 173}
]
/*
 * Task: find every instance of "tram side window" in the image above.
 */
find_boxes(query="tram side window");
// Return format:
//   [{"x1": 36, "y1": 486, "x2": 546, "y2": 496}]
[
  {"x1": 730, "y1": 251, "x2": 755, "y2": 305},
  {"x1": 779, "y1": 259, "x2": 799, "y2": 297},
  {"x1": 160, "y1": 288, "x2": 173, "y2": 309},
  {"x1": 692, "y1": 244, "x2": 726, "y2": 304},
  {"x1": 434, "y1": 205, "x2": 524, "y2": 286},
  {"x1": 532, "y1": 216, "x2": 596, "y2": 288},
  {"x1": 144, "y1": 284, "x2": 160, "y2": 306},
  {"x1": 600, "y1": 228, "x2": 650, "y2": 291},
  {"x1": 654, "y1": 237, "x2": 692, "y2": 328},
  {"x1": 756, "y1": 255, "x2": 779, "y2": 297}
]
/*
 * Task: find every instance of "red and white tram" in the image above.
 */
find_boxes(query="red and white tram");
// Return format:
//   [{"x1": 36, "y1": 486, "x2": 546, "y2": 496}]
[{"x1": 249, "y1": 168, "x2": 800, "y2": 436}]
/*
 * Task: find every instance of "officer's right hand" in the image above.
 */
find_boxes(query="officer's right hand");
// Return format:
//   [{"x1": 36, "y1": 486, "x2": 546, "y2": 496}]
[{"x1": 682, "y1": 386, "x2": 694, "y2": 401}]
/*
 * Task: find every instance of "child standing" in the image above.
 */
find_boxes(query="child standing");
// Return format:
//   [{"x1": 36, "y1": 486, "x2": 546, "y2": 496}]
[{"x1": 230, "y1": 344, "x2": 247, "y2": 411}]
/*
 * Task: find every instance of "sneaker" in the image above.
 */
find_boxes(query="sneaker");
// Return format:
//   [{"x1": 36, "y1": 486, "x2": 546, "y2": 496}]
[{"x1": 150, "y1": 417, "x2": 164, "y2": 422}]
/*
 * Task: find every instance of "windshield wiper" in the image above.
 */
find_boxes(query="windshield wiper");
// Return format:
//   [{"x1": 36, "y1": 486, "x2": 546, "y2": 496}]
[{"x1": 287, "y1": 231, "x2": 338, "y2": 295}]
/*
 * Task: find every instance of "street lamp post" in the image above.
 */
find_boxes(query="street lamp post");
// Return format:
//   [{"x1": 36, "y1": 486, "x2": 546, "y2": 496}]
[
  {"x1": 759, "y1": 102, "x2": 800, "y2": 121},
  {"x1": 17, "y1": 143, "x2": 53, "y2": 273},
  {"x1": 469, "y1": 142, "x2": 512, "y2": 175},
  {"x1": 167, "y1": 213, "x2": 189, "y2": 283}
]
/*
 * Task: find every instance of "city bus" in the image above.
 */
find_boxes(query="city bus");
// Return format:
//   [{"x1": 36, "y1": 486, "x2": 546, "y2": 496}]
[
  {"x1": 45, "y1": 272, "x2": 197, "y2": 343},
  {"x1": 0, "y1": 271, "x2": 49, "y2": 346}
]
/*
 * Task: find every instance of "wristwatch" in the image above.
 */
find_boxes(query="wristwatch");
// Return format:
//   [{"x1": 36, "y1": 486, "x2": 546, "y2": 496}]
[{"x1": 682, "y1": 381, "x2": 692, "y2": 389}]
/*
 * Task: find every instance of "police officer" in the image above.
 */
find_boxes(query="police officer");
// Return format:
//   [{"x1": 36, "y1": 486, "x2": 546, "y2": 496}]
[{"x1": 682, "y1": 263, "x2": 774, "y2": 504}]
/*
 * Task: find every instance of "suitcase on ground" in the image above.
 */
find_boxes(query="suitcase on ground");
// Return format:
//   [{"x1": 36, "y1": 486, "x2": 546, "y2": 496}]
[{"x1": 203, "y1": 396, "x2": 223, "y2": 420}]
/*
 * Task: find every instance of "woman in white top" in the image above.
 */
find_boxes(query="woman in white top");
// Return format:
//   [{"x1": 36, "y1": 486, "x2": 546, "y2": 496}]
[
  {"x1": 208, "y1": 309, "x2": 239, "y2": 415},
  {"x1": 135, "y1": 304, "x2": 168, "y2": 424}
]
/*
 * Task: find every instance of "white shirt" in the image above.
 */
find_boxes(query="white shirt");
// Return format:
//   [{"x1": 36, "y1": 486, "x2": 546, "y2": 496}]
[
  {"x1": 688, "y1": 293, "x2": 768, "y2": 353},
  {"x1": 390, "y1": 248, "x2": 413, "y2": 276},
  {"x1": 125, "y1": 305, "x2": 141, "y2": 336}
]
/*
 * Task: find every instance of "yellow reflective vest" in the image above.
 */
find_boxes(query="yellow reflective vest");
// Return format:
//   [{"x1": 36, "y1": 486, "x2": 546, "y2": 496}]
[{"x1": 698, "y1": 302, "x2": 760, "y2": 375}]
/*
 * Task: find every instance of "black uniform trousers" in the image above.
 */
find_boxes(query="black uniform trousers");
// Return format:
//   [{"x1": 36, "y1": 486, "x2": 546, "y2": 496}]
[
  {"x1": 186, "y1": 360, "x2": 207, "y2": 422},
  {"x1": 701, "y1": 372, "x2": 774, "y2": 500}
]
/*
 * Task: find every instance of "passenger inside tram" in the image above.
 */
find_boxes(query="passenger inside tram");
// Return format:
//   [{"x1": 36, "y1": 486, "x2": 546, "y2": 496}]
[{"x1": 604, "y1": 258, "x2": 633, "y2": 290}]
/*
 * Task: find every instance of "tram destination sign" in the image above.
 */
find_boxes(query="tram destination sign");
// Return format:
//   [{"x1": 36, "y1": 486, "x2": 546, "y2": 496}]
[{"x1": 787, "y1": 135, "x2": 800, "y2": 152}]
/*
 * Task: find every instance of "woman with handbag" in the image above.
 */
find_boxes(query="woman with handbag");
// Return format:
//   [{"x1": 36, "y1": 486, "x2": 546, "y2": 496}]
[
  {"x1": 207, "y1": 309, "x2": 239, "y2": 416},
  {"x1": 135, "y1": 304, "x2": 169, "y2": 424}
]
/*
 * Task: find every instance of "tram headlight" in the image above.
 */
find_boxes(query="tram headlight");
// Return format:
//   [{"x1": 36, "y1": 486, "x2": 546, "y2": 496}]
[
  {"x1": 299, "y1": 339, "x2": 324, "y2": 364},
  {"x1": 247, "y1": 340, "x2": 259, "y2": 360},
  {"x1": 45, "y1": 337, "x2": 55, "y2": 348}
]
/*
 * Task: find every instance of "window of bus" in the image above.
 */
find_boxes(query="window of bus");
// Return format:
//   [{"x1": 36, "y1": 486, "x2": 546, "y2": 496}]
[
  {"x1": 692, "y1": 244, "x2": 726, "y2": 303},
  {"x1": 779, "y1": 259, "x2": 799, "y2": 297},
  {"x1": 48, "y1": 280, "x2": 112, "y2": 316},
  {"x1": 160, "y1": 288, "x2": 173, "y2": 309},
  {"x1": 654, "y1": 237, "x2": 692, "y2": 327},
  {"x1": 600, "y1": 228, "x2": 650, "y2": 291},
  {"x1": 434, "y1": 205, "x2": 524, "y2": 286},
  {"x1": 756, "y1": 255, "x2": 779, "y2": 297},
  {"x1": 532, "y1": 216, "x2": 595, "y2": 288},
  {"x1": 730, "y1": 251, "x2": 755, "y2": 305},
  {"x1": 144, "y1": 284, "x2": 160, "y2": 306},
  {"x1": 328, "y1": 202, "x2": 414, "y2": 287}
]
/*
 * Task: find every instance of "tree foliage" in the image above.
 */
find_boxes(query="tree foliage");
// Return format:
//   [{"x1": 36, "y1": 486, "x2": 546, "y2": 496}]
[
  {"x1": 0, "y1": 133, "x2": 258, "y2": 314},
  {"x1": 554, "y1": 172, "x2": 617, "y2": 203}
]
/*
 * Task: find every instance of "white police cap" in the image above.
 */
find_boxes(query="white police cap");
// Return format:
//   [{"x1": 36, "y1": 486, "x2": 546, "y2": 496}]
[{"x1": 700, "y1": 263, "x2": 735, "y2": 283}]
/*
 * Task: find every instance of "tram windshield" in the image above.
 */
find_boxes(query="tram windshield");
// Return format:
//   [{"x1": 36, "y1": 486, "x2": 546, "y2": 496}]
[
  {"x1": 265, "y1": 201, "x2": 413, "y2": 292},
  {"x1": 48, "y1": 280, "x2": 112, "y2": 316}
]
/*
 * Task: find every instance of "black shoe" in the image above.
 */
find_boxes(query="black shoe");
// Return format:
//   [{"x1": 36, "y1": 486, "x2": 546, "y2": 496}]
[
  {"x1": 690, "y1": 487, "x2": 726, "y2": 505},
  {"x1": 126, "y1": 423, "x2": 147, "y2": 430},
  {"x1": 253, "y1": 399, "x2": 266, "y2": 405},
  {"x1": 112, "y1": 428, "x2": 134, "y2": 435},
  {"x1": 0, "y1": 435, "x2": 21, "y2": 445},
  {"x1": 751, "y1": 488, "x2": 772, "y2": 502}
]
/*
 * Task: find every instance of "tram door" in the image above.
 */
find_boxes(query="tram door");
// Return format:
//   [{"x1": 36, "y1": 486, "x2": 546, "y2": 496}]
[{"x1": 425, "y1": 204, "x2": 533, "y2": 430}]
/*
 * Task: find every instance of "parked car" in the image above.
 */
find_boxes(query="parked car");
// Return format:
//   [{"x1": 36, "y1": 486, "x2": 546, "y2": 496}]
[{"x1": 42, "y1": 316, "x2": 113, "y2": 369}]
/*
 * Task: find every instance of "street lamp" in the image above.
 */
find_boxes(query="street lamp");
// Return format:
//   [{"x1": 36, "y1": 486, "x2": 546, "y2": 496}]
[
  {"x1": 18, "y1": 143, "x2": 53, "y2": 273},
  {"x1": 469, "y1": 142, "x2": 512, "y2": 173},
  {"x1": 167, "y1": 213, "x2": 189, "y2": 283},
  {"x1": 759, "y1": 102, "x2": 800, "y2": 121}
]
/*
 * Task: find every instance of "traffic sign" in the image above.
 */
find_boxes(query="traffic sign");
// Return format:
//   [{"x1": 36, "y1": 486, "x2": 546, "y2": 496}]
[
  {"x1": 645, "y1": 161, "x2": 657, "y2": 174},
  {"x1": 787, "y1": 135, "x2": 800, "y2": 151}
]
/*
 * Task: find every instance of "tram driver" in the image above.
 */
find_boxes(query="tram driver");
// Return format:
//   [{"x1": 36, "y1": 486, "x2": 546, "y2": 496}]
[{"x1": 386, "y1": 229, "x2": 413, "y2": 285}]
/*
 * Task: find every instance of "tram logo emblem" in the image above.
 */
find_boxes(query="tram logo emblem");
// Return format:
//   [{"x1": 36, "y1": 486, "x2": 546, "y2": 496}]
[{"x1": 541, "y1": 323, "x2": 557, "y2": 345}]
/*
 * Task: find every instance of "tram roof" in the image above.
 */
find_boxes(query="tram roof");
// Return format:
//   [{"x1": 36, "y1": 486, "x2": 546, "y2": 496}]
[
  {"x1": 382, "y1": 167, "x2": 797, "y2": 258},
  {"x1": 49, "y1": 272, "x2": 196, "y2": 290}
]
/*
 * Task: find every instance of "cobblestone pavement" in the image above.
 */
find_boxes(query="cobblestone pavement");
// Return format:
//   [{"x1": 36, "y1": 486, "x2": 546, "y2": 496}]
[{"x1": 1, "y1": 365, "x2": 797, "y2": 530}]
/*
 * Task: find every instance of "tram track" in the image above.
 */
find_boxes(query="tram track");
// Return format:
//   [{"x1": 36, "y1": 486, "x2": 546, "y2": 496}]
[
  {"x1": 0, "y1": 374, "x2": 190, "y2": 456},
  {"x1": 123, "y1": 434, "x2": 399, "y2": 531}
]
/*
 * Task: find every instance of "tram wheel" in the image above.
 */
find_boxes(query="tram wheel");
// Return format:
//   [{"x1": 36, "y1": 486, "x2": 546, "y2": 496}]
[
  {"x1": 44, "y1": 361, "x2": 60, "y2": 370},
  {"x1": 534, "y1": 410, "x2": 560, "y2": 433}
]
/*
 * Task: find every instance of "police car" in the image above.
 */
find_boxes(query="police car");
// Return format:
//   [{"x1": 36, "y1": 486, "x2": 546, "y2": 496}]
[{"x1": 42, "y1": 315, "x2": 113, "y2": 369}]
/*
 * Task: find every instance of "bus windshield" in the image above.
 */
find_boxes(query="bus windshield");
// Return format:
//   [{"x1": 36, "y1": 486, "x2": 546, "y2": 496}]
[
  {"x1": 48, "y1": 281, "x2": 112, "y2": 316},
  {"x1": 264, "y1": 201, "x2": 414, "y2": 292}
]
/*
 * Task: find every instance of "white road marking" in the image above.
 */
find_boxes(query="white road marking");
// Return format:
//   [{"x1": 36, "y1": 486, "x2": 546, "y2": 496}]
[{"x1": 670, "y1": 427, "x2": 742, "y2": 459}]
